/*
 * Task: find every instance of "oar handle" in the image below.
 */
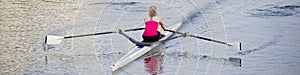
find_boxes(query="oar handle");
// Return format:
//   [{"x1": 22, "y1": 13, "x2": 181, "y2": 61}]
[{"x1": 119, "y1": 32, "x2": 152, "y2": 46}]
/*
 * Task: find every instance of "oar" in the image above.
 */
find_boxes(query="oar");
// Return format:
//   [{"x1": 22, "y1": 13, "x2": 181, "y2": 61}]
[
  {"x1": 165, "y1": 29, "x2": 242, "y2": 51},
  {"x1": 118, "y1": 32, "x2": 152, "y2": 46},
  {"x1": 45, "y1": 28, "x2": 145, "y2": 44}
]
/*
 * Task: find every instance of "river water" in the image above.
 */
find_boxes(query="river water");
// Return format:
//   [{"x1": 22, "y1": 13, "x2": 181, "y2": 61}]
[{"x1": 1, "y1": 0, "x2": 299, "y2": 75}]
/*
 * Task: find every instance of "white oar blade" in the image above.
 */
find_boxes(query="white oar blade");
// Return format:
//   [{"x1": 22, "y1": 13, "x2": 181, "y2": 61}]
[
  {"x1": 45, "y1": 35, "x2": 64, "y2": 44},
  {"x1": 230, "y1": 42, "x2": 242, "y2": 51}
]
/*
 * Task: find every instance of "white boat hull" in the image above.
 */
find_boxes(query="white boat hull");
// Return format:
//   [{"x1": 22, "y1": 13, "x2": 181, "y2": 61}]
[{"x1": 112, "y1": 22, "x2": 182, "y2": 71}]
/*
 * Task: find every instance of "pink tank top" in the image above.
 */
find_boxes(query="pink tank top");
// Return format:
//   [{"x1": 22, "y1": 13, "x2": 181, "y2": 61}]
[{"x1": 143, "y1": 17, "x2": 159, "y2": 36}]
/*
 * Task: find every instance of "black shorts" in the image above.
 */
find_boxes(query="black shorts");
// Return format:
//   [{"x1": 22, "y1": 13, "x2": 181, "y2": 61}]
[{"x1": 142, "y1": 31, "x2": 161, "y2": 42}]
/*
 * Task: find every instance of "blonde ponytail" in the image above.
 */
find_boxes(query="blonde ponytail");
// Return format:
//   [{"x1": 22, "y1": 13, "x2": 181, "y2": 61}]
[{"x1": 149, "y1": 5, "x2": 157, "y2": 17}]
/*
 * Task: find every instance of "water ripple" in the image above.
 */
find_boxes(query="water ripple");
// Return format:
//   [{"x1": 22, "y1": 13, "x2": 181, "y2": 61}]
[{"x1": 248, "y1": 5, "x2": 300, "y2": 17}]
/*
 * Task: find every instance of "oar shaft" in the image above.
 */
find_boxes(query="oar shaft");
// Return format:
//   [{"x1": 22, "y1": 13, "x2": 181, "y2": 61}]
[
  {"x1": 124, "y1": 28, "x2": 145, "y2": 32},
  {"x1": 190, "y1": 35, "x2": 232, "y2": 46},
  {"x1": 64, "y1": 32, "x2": 113, "y2": 39},
  {"x1": 63, "y1": 28, "x2": 145, "y2": 39},
  {"x1": 165, "y1": 29, "x2": 232, "y2": 46}
]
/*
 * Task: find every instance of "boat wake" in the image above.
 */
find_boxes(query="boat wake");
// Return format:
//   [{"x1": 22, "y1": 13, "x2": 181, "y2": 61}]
[
  {"x1": 237, "y1": 35, "x2": 282, "y2": 55},
  {"x1": 165, "y1": 51, "x2": 241, "y2": 67}
]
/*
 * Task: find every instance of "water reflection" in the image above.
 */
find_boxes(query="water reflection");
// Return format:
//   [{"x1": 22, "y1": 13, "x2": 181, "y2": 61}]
[
  {"x1": 144, "y1": 50, "x2": 164, "y2": 75},
  {"x1": 111, "y1": 43, "x2": 166, "y2": 75}
]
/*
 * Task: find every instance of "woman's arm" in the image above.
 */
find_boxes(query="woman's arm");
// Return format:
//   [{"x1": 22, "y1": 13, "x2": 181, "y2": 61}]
[{"x1": 159, "y1": 20, "x2": 166, "y2": 30}]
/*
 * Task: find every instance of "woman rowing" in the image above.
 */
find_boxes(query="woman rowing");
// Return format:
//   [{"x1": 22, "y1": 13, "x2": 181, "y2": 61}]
[{"x1": 142, "y1": 5, "x2": 167, "y2": 42}]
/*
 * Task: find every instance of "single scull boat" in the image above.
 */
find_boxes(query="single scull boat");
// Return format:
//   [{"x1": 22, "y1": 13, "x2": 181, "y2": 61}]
[{"x1": 112, "y1": 22, "x2": 182, "y2": 71}]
